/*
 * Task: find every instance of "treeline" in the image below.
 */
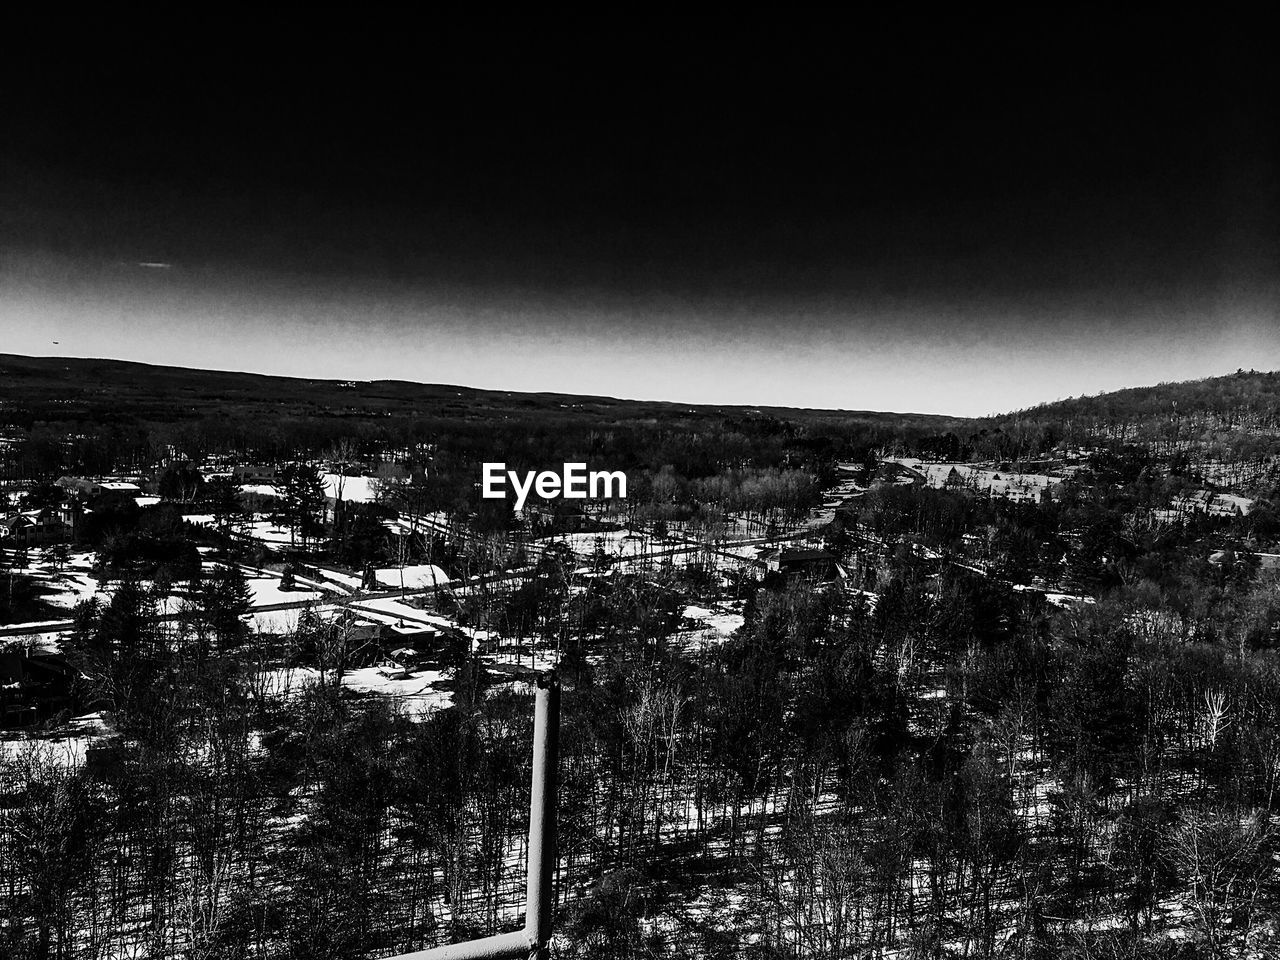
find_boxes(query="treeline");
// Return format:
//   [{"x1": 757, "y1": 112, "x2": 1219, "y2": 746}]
[{"x1": 1, "y1": 411, "x2": 919, "y2": 535}]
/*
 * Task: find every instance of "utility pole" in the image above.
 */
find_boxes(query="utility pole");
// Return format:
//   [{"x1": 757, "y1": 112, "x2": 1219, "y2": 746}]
[{"x1": 387, "y1": 672, "x2": 560, "y2": 960}]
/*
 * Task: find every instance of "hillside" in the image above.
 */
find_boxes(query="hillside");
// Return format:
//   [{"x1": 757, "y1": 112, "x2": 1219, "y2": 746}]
[
  {"x1": 911, "y1": 370, "x2": 1280, "y2": 492},
  {"x1": 0, "y1": 354, "x2": 959, "y2": 431},
  {"x1": 0, "y1": 354, "x2": 965, "y2": 503},
  {"x1": 997, "y1": 368, "x2": 1280, "y2": 432},
  {"x1": 6, "y1": 355, "x2": 1279, "y2": 493}
]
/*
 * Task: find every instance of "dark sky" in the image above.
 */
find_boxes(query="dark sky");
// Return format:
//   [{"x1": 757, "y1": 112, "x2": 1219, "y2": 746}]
[{"x1": 2, "y1": 16, "x2": 1276, "y2": 414}]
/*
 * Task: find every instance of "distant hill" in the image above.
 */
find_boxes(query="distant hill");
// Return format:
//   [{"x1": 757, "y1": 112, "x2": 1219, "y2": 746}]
[
  {"x1": 7, "y1": 355, "x2": 1276, "y2": 485},
  {"x1": 966, "y1": 370, "x2": 1280, "y2": 492},
  {"x1": 0, "y1": 353, "x2": 961, "y2": 434},
  {"x1": 997, "y1": 369, "x2": 1280, "y2": 429}
]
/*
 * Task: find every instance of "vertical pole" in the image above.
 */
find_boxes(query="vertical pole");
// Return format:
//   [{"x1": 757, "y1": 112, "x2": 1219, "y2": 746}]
[
  {"x1": 384, "y1": 671, "x2": 560, "y2": 960},
  {"x1": 523, "y1": 672, "x2": 559, "y2": 958}
]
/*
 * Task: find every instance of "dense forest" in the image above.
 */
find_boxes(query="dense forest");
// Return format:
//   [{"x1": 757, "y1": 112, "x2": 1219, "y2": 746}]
[{"x1": 2, "y1": 358, "x2": 1280, "y2": 959}]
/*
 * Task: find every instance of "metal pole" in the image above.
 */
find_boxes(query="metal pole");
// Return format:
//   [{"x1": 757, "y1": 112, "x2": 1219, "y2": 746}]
[
  {"x1": 387, "y1": 671, "x2": 560, "y2": 960},
  {"x1": 390, "y1": 930, "x2": 531, "y2": 960},
  {"x1": 523, "y1": 672, "x2": 560, "y2": 957}
]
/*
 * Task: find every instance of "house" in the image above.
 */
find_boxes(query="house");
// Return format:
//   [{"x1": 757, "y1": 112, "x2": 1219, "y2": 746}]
[
  {"x1": 1208, "y1": 494, "x2": 1254, "y2": 517},
  {"x1": 0, "y1": 650, "x2": 78, "y2": 728},
  {"x1": 56, "y1": 476, "x2": 142, "y2": 499},
  {"x1": 759, "y1": 546, "x2": 840, "y2": 581},
  {"x1": 232, "y1": 464, "x2": 278, "y2": 484},
  {"x1": 904, "y1": 462, "x2": 1064, "y2": 504},
  {"x1": 920, "y1": 464, "x2": 969, "y2": 490},
  {"x1": 0, "y1": 514, "x2": 29, "y2": 543},
  {"x1": 1172, "y1": 490, "x2": 1255, "y2": 518},
  {"x1": 0, "y1": 507, "x2": 72, "y2": 545},
  {"x1": 985, "y1": 473, "x2": 1061, "y2": 504}
]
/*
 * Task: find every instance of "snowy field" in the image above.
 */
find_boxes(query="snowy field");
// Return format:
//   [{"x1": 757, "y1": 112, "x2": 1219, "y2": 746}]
[
  {"x1": 250, "y1": 605, "x2": 315, "y2": 633},
  {"x1": 681, "y1": 603, "x2": 745, "y2": 637},
  {"x1": 188, "y1": 514, "x2": 297, "y2": 550},
  {"x1": 342, "y1": 665, "x2": 453, "y2": 715},
  {"x1": 540, "y1": 529, "x2": 667, "y2": 561},
  {"x1": 322, "y1": 473, "x2": 378, "y2": 503},
  {"x1": 0, "y1": 712, "x2": 110, "y2": 767},
  {"x1": 241, "y1": 569, "x2": 323, "y2": 607},
  {"x1": 372, "y1": 564, "x2": 451, "y2": 590},
  {"x1": 256, "y1": 663, "x2": 455, "y2": 715},
  {"x1": 14, "y1": 549, "x2": 110, "y2": 611}
]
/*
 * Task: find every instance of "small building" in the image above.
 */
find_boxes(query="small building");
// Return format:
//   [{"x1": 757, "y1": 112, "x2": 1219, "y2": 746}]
[
  {"x1": 0, "y1": 649, "x2": 79, "y2": 728},
  {"x1": 56, "y1": 476, "x2": 142, "y2": 499},
  {"x1": 904, "y1": 462, "x2": 1063, "y2": 504},
  {"x1": 759, "y1": 546, "x2": 840, "y2": 581},
  {"x1": 0, "y1": 507, "x2": 72, "y2": 545},
  {"x1": 232, "y1": 464, "x2": 278, "y2": 484},
  {"x1": 1173, "y1": 490, "x2": 1256, "y2": 518}
]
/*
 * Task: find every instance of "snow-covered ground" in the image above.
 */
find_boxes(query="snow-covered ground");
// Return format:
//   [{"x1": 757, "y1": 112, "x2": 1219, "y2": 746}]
[
  {"x1": 1011, "y1": 583, "x2": 1097, "y2": 607},
  {"x1": 254, "y1": 663, "x2": 454, "y2": 716},
  {"x1": 486, "y1": 646, "x2": 562, "y2": 674},
  {"x1": 0, "y1": 628, "x2": 66, "y2": 655},
  {"x1": 255, "y1": 665, "x2": 322, "y2": 696},
  {"x1": 0, "y1": 712, "x2": 109, "y2": 767},
  {"x1": 682, "y1": 603, "x2": 745, "y2": 636},
  {"x1": 250, "y1": 604, "x2": 337, "y2": 634},
  {"x1": 342, "y1": 665, "x2": 453, "y2": 715},
  {"x1": 323, "y1": 473, "x2": 378, "y2": 503},
  {"x1": 311, "y1": 566, "x2": 363, "y2": 591},
  {"x1": 540, "y1": 529, "x2": 666, "y2": 561},
  {"x1": 13, "y1": 549, "x2": 109, "y2": 611},
  {"x1": 240, "y1": 483, "x2": 281, "y2": 497},
  {"x1": 241, "y1": 570, "x2": 323, "y2": 607},
  {"x1": 1044, "y1": 591, "x2": 1097, "y2": 607},
  {"x1": 241, "y1": 518, "x2": 297, "y2": 547},
  {"x1": 373, "y1": 564, "x2": 451, "y2": 590},
  {"x1": 188, "y1": 514, "x2": 297, "y2": 551}
]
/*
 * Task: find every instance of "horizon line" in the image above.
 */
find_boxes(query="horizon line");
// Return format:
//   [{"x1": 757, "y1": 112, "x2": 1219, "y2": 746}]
[{"x1": 2, "y1": 351, "x2": 1271, "y2": 423}]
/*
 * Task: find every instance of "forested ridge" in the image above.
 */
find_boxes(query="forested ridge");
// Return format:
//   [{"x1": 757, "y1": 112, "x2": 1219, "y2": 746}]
[
  {"x1": 1001, "y1": 370, "x2": 1280, "y2": 428},
  {"x1": 954, "y1": 371, "x2": 1280, "y2": 489}
]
